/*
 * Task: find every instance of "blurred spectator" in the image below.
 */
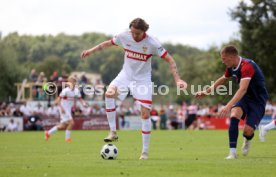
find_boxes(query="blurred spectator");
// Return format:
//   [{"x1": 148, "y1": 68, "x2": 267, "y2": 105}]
[
  {"x1": 177, "y1": 107, "x2": 184, "y2": 129},
  {"x1": 167, "y1": 105, "x2": 178, "y2": 129},
  {"x1": 13, "y1": 106, "x2": 23, "y2": 117},
  {"x1": 25, "y1": 115, "x2": 43, "y2": 131},
  {"x1": 72, "y1": 104, "x2": 82, "y2": 116},
  {"x1": 47, "y1": 104, "x2": 59, "y2": 117},
  {"x1": 29, "y1": 69, "x2": 38, "y2": 82},
  {"x1": 36, "y1": 72, "x2": 47, "y2": 84},
  {"x1": 33, "y1": 103, "x2": 45, "y2": 115},
  {"x1": 185, "y1": 103, "x2": 198, "y2": 129},
  {"x1": 50, "y1": 71, "x2": 59, "y2": 82},
  {"x1": 150, "y1": 107, "x2": 159, "y2": 130},
  {"x1": 80, "y1": 72, "x2": 88, "y2": 99},
  {"x1": 117, "y1": 105, "x2": 126, "y2": 128},
  {"x1": 159, "y1": 107, "x2": 167, "y2": 130},
  {"x1": 5, "y1": 119, "x2": 18, "y2": 132},
  {"x1": 20, "y1": 102, "x2": 32, "y2": 117},
  {"x1": 0, "y1": 102, "x2": 8, "y2": 116}
]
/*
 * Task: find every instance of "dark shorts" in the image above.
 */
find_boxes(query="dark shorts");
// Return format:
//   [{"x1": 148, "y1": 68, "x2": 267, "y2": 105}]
[{"x1": 233, "y1": 97, "x2": 266, "y2": 130}]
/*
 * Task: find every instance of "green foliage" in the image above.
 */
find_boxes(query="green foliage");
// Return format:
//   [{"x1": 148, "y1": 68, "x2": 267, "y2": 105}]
[
  {"x1": 231, "y1": 0, "x2": 276, "y2": 99},
  {"x1": 0, "y1": 42, "x2": 27, "y2": 100}
]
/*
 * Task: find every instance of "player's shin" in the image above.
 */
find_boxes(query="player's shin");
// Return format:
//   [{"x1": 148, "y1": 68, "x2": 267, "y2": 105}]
[
  {"x1": 105, "y1": 97, "x2": 116, "y2": 131},
  {"x1": 141, "y1": 118, "x2": 151, "y2": 154},
  {"x1": 228, "y1": 117, "x2": 240, "y2": 154}
]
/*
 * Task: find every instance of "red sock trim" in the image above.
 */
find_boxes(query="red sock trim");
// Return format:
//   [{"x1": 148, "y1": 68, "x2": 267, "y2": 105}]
[
  {"x1": 106, "y1": 108, "x2": 116, "y2": 112},
  {"x1": 142, "y1": 131, "x2": 151, "y2": 134}
]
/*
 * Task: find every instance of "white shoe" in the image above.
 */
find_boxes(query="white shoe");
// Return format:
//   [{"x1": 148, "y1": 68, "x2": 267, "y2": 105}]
[
  {"x1": 259, "y1": 125, "x2": 267, "y2": 142},
  {"x1": 242, "y1": 138, "x2": 251, "y2": 156},
  {"x1": 139, "y1": 152, "x2": 148, "y2": 160},
  {"x1": 104, "y1": 131, "x2": 118, "y2": 142},
  {"x1": 225, "y1": 153, "x2": 237, "y2": 160}
]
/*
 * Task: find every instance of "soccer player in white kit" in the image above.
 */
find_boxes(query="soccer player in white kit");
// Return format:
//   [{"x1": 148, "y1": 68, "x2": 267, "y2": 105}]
[
  {"x1": 45, "y1": 77, "x2": 88, "y2": 142},
  {"x1": 81, "y1": 18, "x2": 187, "y2": 159}
]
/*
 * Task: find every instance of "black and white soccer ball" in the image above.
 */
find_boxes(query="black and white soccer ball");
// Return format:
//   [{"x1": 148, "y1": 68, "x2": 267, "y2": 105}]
[{"x1": 100, "y1": 144, "x2": 118, "y2": 160}]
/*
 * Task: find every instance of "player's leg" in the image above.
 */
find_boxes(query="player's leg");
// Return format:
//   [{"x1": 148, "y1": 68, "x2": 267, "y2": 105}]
[
  {"x1": 45, "y1": 122, "x2": 66, "y2": 141},
  {"x1": 242, "y1": 102, "x2": 265, "y2": 155},
  {"x1": 104, "y1": 85, "x2": 119, "y2": 142},
  {"x1": 241, "y1": 124, "x2": 254, "y2": 156},
  {"x1": 131, "y1": 80, "x2": 152, "y2": 160},
  {"x1": 65, "y1": 119, "x2": 74, "y2": 142},
  {"x1": 140, "y1": 105, "x2": 151, "y2": 160},
  {"x1": 259, "y1": 119, "x2": 276, "y2": 142},
  {"x1": 104, "y1": 73, "x2": 130, "y2": 142},
  {"x1": 226, "y1": 106, "x2": 243, "y2": 159}
]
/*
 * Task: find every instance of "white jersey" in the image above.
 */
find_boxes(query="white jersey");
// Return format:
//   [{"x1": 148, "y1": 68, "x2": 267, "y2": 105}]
[
  {"x1": 111, "y1": 31, "x2": 168, "y2": 81},
  {"x1": 60, "y1": 87, "x2": 81, "y2": 111}
]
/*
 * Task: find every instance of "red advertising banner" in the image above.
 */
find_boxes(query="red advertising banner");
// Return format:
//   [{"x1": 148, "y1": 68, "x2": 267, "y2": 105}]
[{"x1": 35, "y1": 115, "x2": 111, "y2": 130}]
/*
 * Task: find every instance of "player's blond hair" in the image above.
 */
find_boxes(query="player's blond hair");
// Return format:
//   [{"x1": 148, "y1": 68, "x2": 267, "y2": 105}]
[{"x1": 68, "y1": 76, "x2": 77, "y2": 83}]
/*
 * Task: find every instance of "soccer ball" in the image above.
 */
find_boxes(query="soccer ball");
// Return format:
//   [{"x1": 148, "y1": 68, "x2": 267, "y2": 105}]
[{"x1": 100, "y1": 144, "x2": 118, "y2": 160}]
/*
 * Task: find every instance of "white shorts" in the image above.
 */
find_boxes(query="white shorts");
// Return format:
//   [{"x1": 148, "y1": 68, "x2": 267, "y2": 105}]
[
  {"x1": 110, "y1": 71, "x2": 152, "y2": 109},
  {"x1": 58, "y1": 108, "x2": 73, "y2": 123}
]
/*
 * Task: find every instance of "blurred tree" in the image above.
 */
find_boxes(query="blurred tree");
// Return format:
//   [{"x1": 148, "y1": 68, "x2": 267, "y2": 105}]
[
  {"x1": 231, "y1": 0, "x2": 276, "y2": 99},
  {"x1": 0, "y1": 43, "x2": 27, "y2": 101}
]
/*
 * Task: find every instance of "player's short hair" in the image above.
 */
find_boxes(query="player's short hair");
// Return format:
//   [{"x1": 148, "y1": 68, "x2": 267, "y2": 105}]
[
  {"x1": 129, "y1": 18, "x2": 149, "y2": 32},
  {"x1": 221, "y1": 45, "x2": 239, "y2": 56}
]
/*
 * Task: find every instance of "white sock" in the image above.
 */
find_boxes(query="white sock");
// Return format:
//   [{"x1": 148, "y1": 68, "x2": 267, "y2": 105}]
[
  {"x1": 65, "y1": 130, "x2": 71, "y2": 139},
  {"x1": 48, "y1": 126, "x2": 58, "y2": 135},
  {"x1": 263, "y1": 120, "x2": 276, "y2": 131},
  {"x1": 230, "y1": 148, "x2": 237, "y2": 154},
  {"x1": 105, "y1": 97, "x2": 116, "y2": 132},
  {"x1": 141, "y1": 118, "x2": 151, "y2": 153}
]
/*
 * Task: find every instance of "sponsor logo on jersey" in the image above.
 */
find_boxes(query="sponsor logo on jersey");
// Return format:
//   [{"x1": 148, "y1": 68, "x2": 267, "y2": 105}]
[{"x1": 124, "y1": 49, "x2": 152, "y2": 62}]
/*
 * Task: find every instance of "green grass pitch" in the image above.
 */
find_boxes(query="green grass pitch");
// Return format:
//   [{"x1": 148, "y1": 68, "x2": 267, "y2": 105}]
[{"x1": 0, "y1": 130, "x2": 275, "y2": 177}]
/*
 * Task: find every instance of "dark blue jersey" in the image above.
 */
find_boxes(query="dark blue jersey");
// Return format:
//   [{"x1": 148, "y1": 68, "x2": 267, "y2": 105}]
[{"x1": 224, "y1": 57, "x2": 269, "y2": 105}]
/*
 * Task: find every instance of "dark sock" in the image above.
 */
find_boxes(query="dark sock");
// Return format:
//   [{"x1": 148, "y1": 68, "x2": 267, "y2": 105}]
[
  {"x1": 229, "y1": 117, "x2": 240, "y2": 148},
  {"x1": 243, "y1": 133, "x2": 254, "y2": 141}
]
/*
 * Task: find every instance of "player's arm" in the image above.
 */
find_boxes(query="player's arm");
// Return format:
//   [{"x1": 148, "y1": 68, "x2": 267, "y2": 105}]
[
  {"x1": 81, "y1": 40, "x2": 113, "y2": 58},
  {"x1": 219, "y1": 79, "x2": 250, "y2": 118},
  {"x1": 162, "y1": 54, "x2": 187, "y2": 89},
  {"x1": 195, "y1": 75, "x2": 228, "y2": 99},
  {"x1": 78, "y1": 97, "x2": 88, "y2": 108},
  {"x1": 54, "y1": 96, "x2": 65, "y2": 113}
]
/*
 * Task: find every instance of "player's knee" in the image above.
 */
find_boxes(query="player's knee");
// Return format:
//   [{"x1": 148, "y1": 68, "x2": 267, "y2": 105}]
[
  {"x1": 105, "y1": 91, "x2": 116, "y2": 98},
  {"x1": 243, "y1": 128, "x2": 254, "y2": 137},
  {"x1": 141, "y1": 111, "x2": 150, "y2": 119}
]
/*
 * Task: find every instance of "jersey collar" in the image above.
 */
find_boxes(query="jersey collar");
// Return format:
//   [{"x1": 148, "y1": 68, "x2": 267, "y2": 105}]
[{"x1": 233, "y1": 56, "x2": 242, "y2": 71}]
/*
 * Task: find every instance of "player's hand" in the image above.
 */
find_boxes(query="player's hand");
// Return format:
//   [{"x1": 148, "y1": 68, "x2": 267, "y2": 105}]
[
  {"x1": 83, "y1": 102, "x2": 89, "y2": 108},
  {"x1": 219, "y1": 105, "x2": 231, "y2": 118},
  {"x1": 176, "y1": 80, "x2": 187, "y2": 90},
  {"x1": 61, "y1": 107, "x2": 65, "y2": 114},
  {"x1": 80, "y1": 50, "x2": 91, "y2": 59},
  {"x1": 195, "y1": 91, "x2": 208, "y2": 99}
]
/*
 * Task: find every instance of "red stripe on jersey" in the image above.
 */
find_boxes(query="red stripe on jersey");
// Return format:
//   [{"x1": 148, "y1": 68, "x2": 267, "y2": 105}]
[
  {"x1": 161, "y1": 51, "x2": 168, "y2": 59},
  {"x1": 134, "y1": 98, "x2": 152, "y2": 104},
  {"x1": 106, "y1": 108, "x2": 116, "y2": 112},
  {"x1": 124, "y1": 49, "x2": 152, "y2": 62},
  {"x1": 61, "y1": 96, "x2": 75, "y2": 100},
  {"x1": 142, "y1": 131, "x2": 151, "y2": 134}
]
